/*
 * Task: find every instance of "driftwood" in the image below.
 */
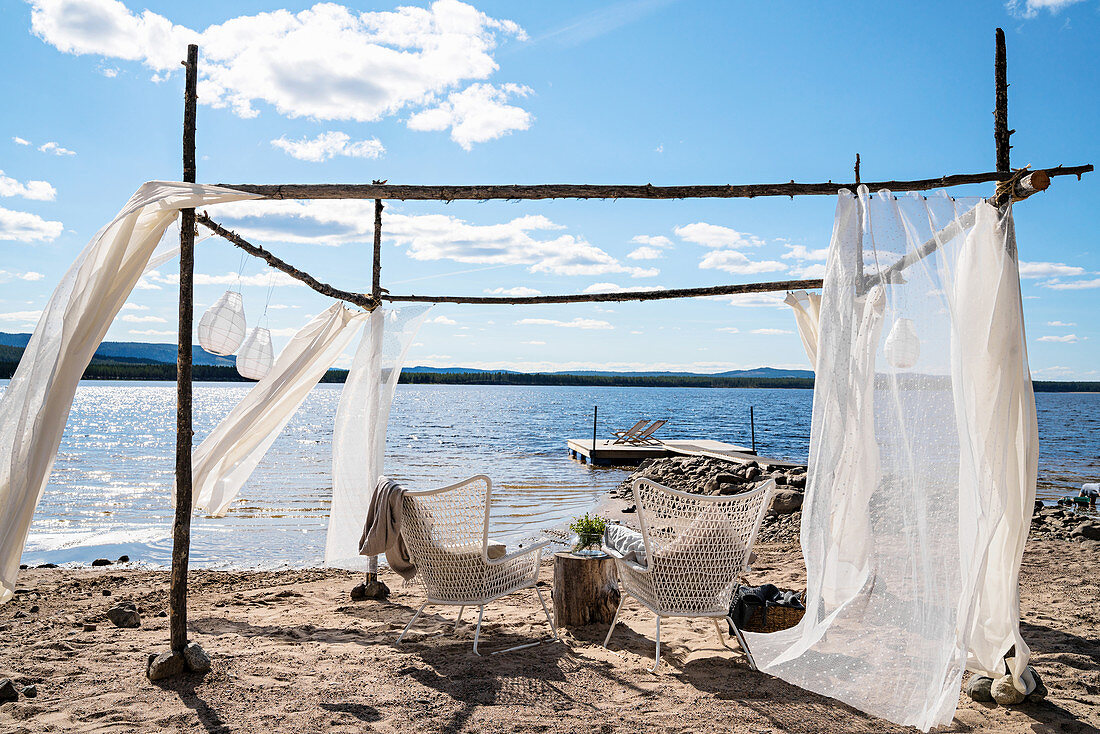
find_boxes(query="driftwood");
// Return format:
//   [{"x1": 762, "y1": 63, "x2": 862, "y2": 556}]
[
  {"x1": 552, "y1": 552, "x2": 621, "y2": 627},
  {"x1": 196, "y1": 214, "x2": 379, "y2": 311},
  {"x1": 215, "y1": 165, "x2": 1090, "y2": 202},
  {"x1": 170, "y1": 43, "x2": 199, "y2": 655}
]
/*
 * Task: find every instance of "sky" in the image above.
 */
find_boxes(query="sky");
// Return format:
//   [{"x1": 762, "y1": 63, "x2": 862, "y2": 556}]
[{"x1": 0, "y1": 0, "x2": 1097, "y2": 377}]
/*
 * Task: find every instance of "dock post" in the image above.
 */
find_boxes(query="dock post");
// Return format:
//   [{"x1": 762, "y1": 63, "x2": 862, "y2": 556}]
[
  {"x1": 750, "y1": 406, "x2": 756, "y2": 454},
  {"x1": 592, "y1": 406, "x2": 598, "y2": 453}
]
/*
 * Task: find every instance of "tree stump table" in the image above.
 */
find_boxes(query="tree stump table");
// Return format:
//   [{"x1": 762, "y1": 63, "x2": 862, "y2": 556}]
[{"x1": 552, "y1": 552, "x2": 621, "y2": 628}]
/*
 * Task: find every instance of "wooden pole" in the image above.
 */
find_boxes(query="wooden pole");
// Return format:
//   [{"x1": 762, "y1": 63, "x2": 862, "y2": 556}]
[
  {"x1": 372, "y1": 196, "x2": 383, "y2": 299},
  {"x1": 214, "y1": 165, "x2": 1090, "y2": 202},
  {"x1": 169, "y1": 43, "x2": 198, "y2": 655},
  {"x1": 995, "y1": 28, "x2": 1012, "y2": 175}
]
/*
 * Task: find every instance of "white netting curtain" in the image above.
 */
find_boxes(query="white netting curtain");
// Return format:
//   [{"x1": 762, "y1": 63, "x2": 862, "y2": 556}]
[
  {"x1": 192, "y1": 303, "x2": 368, "y2": 516},
  {"x1": 0, "y1": 182, "x2": 260, "y2": 603},
  {"x1": 785, "y1": 290, "x2": 822, "y2": 368},
  {"x1": 750, "y1": 186, "x2": 1037, "y2": 731},
  {"x1": 326, "y1": 305, "x2": 431, "y2": 569}
]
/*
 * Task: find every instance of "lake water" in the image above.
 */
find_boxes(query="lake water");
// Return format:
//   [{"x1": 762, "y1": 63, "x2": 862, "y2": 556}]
[{"x1": 8, "y1": 381, "x2": 1099, "y2": 569}]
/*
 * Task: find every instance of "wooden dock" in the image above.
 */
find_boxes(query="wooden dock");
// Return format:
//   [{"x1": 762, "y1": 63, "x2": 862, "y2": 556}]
[{"x1": 566, "y1": 438, "x2": 804, "y2": 469}]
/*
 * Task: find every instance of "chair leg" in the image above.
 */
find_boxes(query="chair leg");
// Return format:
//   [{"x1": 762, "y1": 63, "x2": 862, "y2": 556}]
[
  {"x1": 398, "y1": 603, "x2": 428, "y2": 643},
  {"x1": 727, "y1": 615, "x2": 758, "y2": 671},
  {"x1": 603, "y1": 596, "x2": 626, "y2": 648},
  {"x1": 454, "y1": 606, "x2": 465, "y2": 633},
  {"x1": 535, "y1": 585, "x2": 560, "y2": 641},
  {"x1": 649, "y1": 615, "x2": 662, "y2": 672},
  {"x1": 714, "y1": 619, "x2": 733, "y2": 649},
  {"x1": 472, "y1": 605, "x2": 486, "y2": 656}
]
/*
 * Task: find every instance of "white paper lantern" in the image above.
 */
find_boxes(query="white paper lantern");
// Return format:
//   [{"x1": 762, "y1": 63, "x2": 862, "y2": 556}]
[
  {"x1": 884, "y1": 317, "x2": 920, "y2": 369},
  {"x1": 236, "y1": 327, "x2": 274, "y2": 381},
  {"x1": 197, "y1": 290, "x2": 246, "y2": 356}
]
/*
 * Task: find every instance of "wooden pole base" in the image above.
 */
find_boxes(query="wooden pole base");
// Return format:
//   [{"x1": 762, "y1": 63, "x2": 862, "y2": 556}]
[{"x1": 552, "y1": 552, "x2": 620, "y2": 628}]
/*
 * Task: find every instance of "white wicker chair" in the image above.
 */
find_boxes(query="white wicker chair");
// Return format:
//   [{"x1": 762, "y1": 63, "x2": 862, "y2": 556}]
[
  {"x1": 603, "y1": 477, "x2": 775, "y2": 671},
  {"x1": 396, "y1": 474, "x2": 559, "y2": 655}
]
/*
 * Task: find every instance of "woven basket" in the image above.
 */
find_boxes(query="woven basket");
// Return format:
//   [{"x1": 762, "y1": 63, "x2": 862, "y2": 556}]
[{"x1": 741, "y1": 602, "x2": 805, "y2": 633}]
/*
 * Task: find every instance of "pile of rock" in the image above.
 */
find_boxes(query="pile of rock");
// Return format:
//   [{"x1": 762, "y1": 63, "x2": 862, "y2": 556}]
[
  {"x1": 613, "y1": 455, "x2": 808, "y2": 543},
  {"x1": 1029, "y1": 504, "x2": 1100, "y2": 543},
  {"x1": 966, "y1": 666, "x2": 1047, "y2": 706}
]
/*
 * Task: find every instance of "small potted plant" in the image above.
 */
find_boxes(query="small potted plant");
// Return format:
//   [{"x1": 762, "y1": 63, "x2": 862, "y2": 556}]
[{"x1": 569, "y1": 513, "x2": 607, "y2": 557}]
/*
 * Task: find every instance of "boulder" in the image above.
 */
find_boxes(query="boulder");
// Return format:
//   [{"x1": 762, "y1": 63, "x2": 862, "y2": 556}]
[
  {"x1": 146, "y1": 651, "x2": 185, "y2": 681},
  {"x1": 107, "y1": 602, "x2": 141, "y2": 628},
  {"x1": 787, "y1": 473, "x2": 807, "y2": 489},
  {"x1": 991, "y1": 675, "x2": 1026, "y2": 705},
  {"x1": 21, "y1": 684, "x2": 37, "y2": 699},
  {"x1": 82, "y1": 623, "x2": 96, "y2": 632},
  {"x1": 770, "y1": 489, "x2": 804, "y2": 515},
  {"x1": 36, "y1": 563, "x2": 58, "y2": 569},
  {"x1": 965, "y1": 675, "x2": 994, "y2": 702},
  {"x1": 0, "y1": 678, "x2": 17, "y2": 703},
  {"x1": 717, "y1": 483, "x2": 741, "y2": 496},
  {"x1": 91, "y1": 558, "x2": 112, "y2": 567},
  {"x1": 744, "y1": 466, "x2": 761, "y2": 481},
  {"x1": 351, "y1": 578, "x2": 389, "y2": 601},
  {"x1": 702, "y1": 478, "x2": 719, "y2": 494},
  {"x1": 117, "y1": 555, "x2": 130, "y2": 563},
  {"x1": 183, "y1": 642, "x2": 212, "y2": 673},
  {"x1": 714, "y1": 473, "x2": 740, "y2": 486},
  {"x1": 1070, "y1": 521, "x2": 1100, "y2": 541}
]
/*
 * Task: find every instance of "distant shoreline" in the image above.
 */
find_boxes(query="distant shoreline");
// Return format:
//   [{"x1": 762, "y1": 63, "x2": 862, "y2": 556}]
[{"x1": 1, "y1": 361, "x2": 1097, "y2": 391}]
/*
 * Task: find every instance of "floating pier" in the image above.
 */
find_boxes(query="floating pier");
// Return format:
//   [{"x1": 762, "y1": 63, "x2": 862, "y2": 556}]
[{"x1": 566, "y1": 438, "x2": 803, "y2": 468}]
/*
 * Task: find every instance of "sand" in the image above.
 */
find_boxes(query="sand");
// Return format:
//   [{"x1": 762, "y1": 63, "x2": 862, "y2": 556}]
[{"x1": 1, "y1": 538, "x2": 1098, "y2": 734}]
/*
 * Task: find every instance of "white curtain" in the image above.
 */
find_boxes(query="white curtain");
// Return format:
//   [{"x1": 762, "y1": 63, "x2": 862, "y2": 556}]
[
  {"x1": 0, "y1": 182, "x2": 259, "y2": 604},
  {"x1": 747, "y1": 186, "x2": 1037, "y2": 731},
  {"x1": 326, "y1": 305, "x2": 431, "y2": 569},
  {"x1": 192, "y1": 303, "x2": 369, "y2": 517},
  {"x1": 785, "y1": 290, "x2": 822, "y2": 368}
]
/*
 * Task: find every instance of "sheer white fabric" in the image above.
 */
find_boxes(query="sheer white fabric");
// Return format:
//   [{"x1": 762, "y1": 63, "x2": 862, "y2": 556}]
[
  {"x1": 784, "y1": 290, "x2": 822, "y2": 368},
  {"x1": 192, "y1": 303, "x2": 368, "y2": 516},
  {"x1": 754, "y1": 187, "x2": 1037, "y2": 731},
  {"x1": 0, "y1": 182, "x2": 259, "y2": 604},
  {"x1": 326, "y1": 305, "x2": 431, "y2": 569}
]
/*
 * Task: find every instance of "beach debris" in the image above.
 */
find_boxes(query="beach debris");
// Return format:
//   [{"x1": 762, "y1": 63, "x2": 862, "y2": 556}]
[
  {"x1": 107, "y1": 601, "x2": 141, "y2": 628},
  {"x1": 965, "y1": 675, "x2": 994, "y2": 702},
  {"x1": 183, "y1": 642, "x2": 212, "y2": 673},
  {"x1": 91, "y1": 558, "x2": 112, "y2": 567},
  {"x1": 21, "y1": 684, "x2": 37, "y2": 699},
  {"x1": 0, "y1": 679, "x2": 18, "y2": 702},
  {"x1": 146, "y1": 651, "x2": 185, "y2": 681},
  {"x1": 82, "y1": 623, "x2": 96, "y2": 632},
  {"x1": 991, "y1": 675, "x2": 1026, "y2": 705}
]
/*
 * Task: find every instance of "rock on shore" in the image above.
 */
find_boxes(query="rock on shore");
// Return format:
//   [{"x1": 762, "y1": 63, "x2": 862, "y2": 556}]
[{"x1": 613, "y1": 455, "x2": 808, "y2": 543}]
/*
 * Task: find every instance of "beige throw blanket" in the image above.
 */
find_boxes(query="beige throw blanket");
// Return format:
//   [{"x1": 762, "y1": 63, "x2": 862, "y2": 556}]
[{"x1": 358, "y1": 476, "x2": 416, "y2": 581}]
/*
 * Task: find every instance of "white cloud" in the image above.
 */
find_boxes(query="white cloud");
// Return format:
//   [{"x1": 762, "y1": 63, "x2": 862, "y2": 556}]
[
  {"x1": 212, "y1": 199, "x2": 652, "y2": 277},
  {"x1": 631, "y1": 235, "x2": 672, "y2": 248},
  {"x1": 12, "y1": 137, "x2": 31, "y2": 146},
  {"x1": 751, "y1": 328, "x2": 793, "y2": 335},
  {"x1": 675, "y1": 222, "x2": 764, "y2": 249},
  {"x1": 1006, "y1": 0, "x2": 1085, "y2": 18},
  {"x1": 30, "y1": 0, "x2": 529, "y2": 148},
  {"x1": 782, "y1": 244, "x2": 829, "y2": 261},
  {"x1": 0, "y1": 170, "x2": 56, "y2": 201},
  {"x1": 582, "y1": 282, "x2": 662, "y2": 294},
  {"x1": 699, "y1": 250, "x2": 786, "y2": 275},
  {"x1": 271, "y1": 131, "x2": 384, "y2": 162},
  {"x1": 484, "y1": 286, "x2": 540, "y2": 296},
  {"x1": 120, "y1": 313, "x2": 166, "y2": 323},
  {"x1": 407, "y1": 82, "x2": 532, "y2": 149},
  {"x1": 789, "y1": 263, "x2": 827, "y2": 279},
  {"x1": 1037, "y1": 334, "x2": 1081, "y2": 343},
  {"x1": 143, "y1": 267, "x2": 301, "y2": 287},
  {"x1": 716, "y1": 327, "x2": 740, "y2": 334},
  {"x1": 1018, "y1": 261, "x2": 1085, "y2": 279},
  {"x1": 522, "y1": 340, "x2": 545, "y2": 345},
  {"x1": 427, "y1": 315, "x2": 457, "y2": 325},
  {"x1": 720, "y1": 293, "x2": 787, "y2": 309},
  {"x1": 267, "y1": 327, "x2": 301, "y2": 337},
  {"x1": 0, "y1": 270, "x2": 45, "y2": 283},
  {"x1": 0, "y1": 310, "x2": 43, "y2": 323},
  {"x1": 627, "y1": 246, "x2": 664, "y2": 260},
  {"x1": 37, "y1": 141, "x2": 75, "y2": 156},
  {"x1": 128, "y1": 329, "x2": 175, "y2": 337},
  {"x1": 516, "y1": 317, "x2": 613, "y2": 330},
  {"x1": 122, "y1": 303, "x2": 148, "y2": 311},
  {"x1": 0, "y1": 206, "x2": 64, "y2": 243},
  {"x1": 1042, "y1": 278, "x2": 1100, "y2": 290},
  {"x1": 1047, "y1": 320, "x2": 1076, "y2": 327}
]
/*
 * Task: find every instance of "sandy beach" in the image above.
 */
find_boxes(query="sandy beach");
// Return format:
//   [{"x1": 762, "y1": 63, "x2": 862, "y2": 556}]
[{"x1": 2, "y1": 537, "x2": 1097, "y2": 734}]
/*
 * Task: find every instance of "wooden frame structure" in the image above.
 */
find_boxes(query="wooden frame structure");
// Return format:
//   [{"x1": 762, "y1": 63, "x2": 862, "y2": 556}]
[{"x1": 164, "y1": 29, "x2": 1092, "y2": 663}]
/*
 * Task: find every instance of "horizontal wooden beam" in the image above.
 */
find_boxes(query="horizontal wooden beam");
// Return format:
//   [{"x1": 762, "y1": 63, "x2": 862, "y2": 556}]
[
  {"x1": 195, "y1": 213, "x2": 379, "y2": 311},
  {"x1": 217, "y1": 164, "x2": 1091, "y2": 201},
  {"x1": 382, "y1": 280, "x2": 824, "y2": 306}
]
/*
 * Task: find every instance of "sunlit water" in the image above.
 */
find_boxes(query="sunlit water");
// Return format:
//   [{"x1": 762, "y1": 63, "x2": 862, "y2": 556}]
[{"x1": 5, "y1": 381, "x2": 1097, "y2": 569}]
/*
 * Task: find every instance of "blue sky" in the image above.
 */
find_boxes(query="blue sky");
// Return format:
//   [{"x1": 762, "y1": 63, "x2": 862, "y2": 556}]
[{"x1": 1, "y1": 0, "x2": 1097, "y2": 377}]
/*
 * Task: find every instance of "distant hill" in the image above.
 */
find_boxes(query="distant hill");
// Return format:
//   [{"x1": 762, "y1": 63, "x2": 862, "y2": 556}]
[
  {"x1": 0, "y1": 332, "x2": 233, "y2": 367},
  {"x1": 406, "y1": 365, "x2": 815, "y2": 379}
]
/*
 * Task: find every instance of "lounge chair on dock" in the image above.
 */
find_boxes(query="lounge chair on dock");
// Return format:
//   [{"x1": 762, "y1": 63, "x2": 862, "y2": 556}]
[
  {"x1": 631, "y1": 419, "x2": 667, "y2": 445},
  {"x1": 611, "y1": 419, "x2": 650, "y2": 444}
]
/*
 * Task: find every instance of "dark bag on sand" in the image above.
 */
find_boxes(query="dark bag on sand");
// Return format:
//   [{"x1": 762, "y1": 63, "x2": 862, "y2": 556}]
[{"x1": 729, "y1": 583, "x2": 805, "y2": 634}]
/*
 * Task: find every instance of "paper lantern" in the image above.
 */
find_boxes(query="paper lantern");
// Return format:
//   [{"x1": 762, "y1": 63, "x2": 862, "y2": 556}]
[
  {"x1": 197, "y1": 290, "x2": 246, "y2": 356},
  {"x1": 236, "y1": 327, "x2": 274, "y2": 381},
  {"x1": 884, "y1": 317, "x2": 920, "y2": 369}
]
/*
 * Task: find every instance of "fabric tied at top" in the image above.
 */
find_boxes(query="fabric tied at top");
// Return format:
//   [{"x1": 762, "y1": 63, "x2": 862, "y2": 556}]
[
  {"x1": 0, "y1": 182, "x2": 261, "y2": 604},
  {"x1": 759, "y1": 186, "x2": 1037, "y2": 731}
]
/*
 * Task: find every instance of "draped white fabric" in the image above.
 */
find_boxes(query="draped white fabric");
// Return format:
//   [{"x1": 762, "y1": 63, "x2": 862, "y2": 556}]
[
  {"x1": 753, "y1": 187, "x2": 1037, "y2": 731},
  {"x1": 784, "y1": 290, "x2": 822, "y2": 368},
  {"x1": 0, "y1": 182, "x2": 259, "y2": 604},
  {"x1": 326, "y1": 305, "x2": 431, "y2": 569},
  {"x1": 192, "y1": 303, "x2": 368, "y2": 516}
]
